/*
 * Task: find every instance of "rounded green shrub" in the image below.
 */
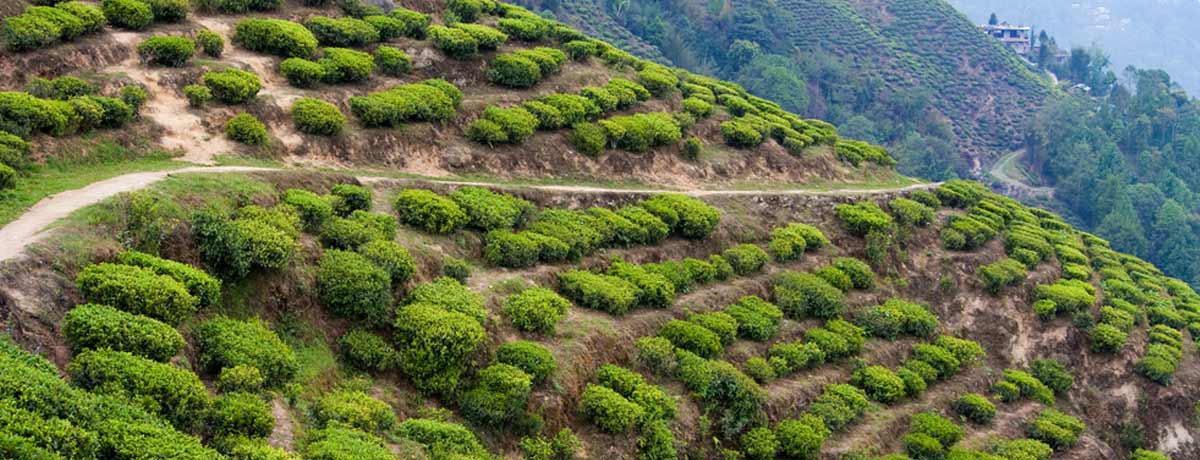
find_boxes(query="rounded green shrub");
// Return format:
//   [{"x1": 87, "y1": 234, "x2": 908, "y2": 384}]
[
  {"x1": 357, "y1": 240, "x2": 415, "y2": 285},
  {"x1": 449, "y1": 186, "x2": 534, "y2": 230},
  {"x1": 373, "y1": 45, "x2": 411, "y2": 76},
  {"x1": 902, "y1": 432, "x2": 943, "y2": 460},
  {"x1": 318, "y1": 250, "x2": 392, "y2": 326},
  {"x1": 953, "y1": 393, "x2": 996, "y2": 424},
  {"x1": 428, "y1": 24, "x2": 478, "y2": 58},
  {"x1": 740, "y1": 426, "x2": 779, "y2": 460},
  {"x1": 76, "y1": 263, "x2": 198, "y2": 325},
  {"x1": 726, "y1": 295, "x2": 784, "y2": 341},
  {"x1": 395, "y1": 419, "x2": 488, "y2": 460},
  {"x1": 0, "y1": 163, "x2": 15, "y2": 190},
  {"x1": 280, "y1": 58, "x2": 327, "y2": 88},
  {"x1": 116, "y1": 250, "x2": 221, "y2": 308},
  {"x1": 460, "y1": 362, "x2": 533, "y2": 424},
  {"x1": 639, "y1": 193, "x2": 720, "y2": 239},
  {"x1": 580, "y1": 384, "x2": 643, "y2": 433},
  {"x1": 776, "y1": 415, "x2": 829, "y2": 460},
  {"x1": 557, "y1": 270, "x2": 638, "y2": 315},
  {"x1": 197, "y1": 315, "x2": 299, "y2": 387},
  {"x1": 835, "y1": 201, "x2": 894, "y2": 236},
  {"x1": 292, "y1": 97, "x2": 345, "y2": 136},
  {"x1": 832, "y1": 257, "x2": 874, "y2": 290},
  {"x1": 1030, "y1": 359, "x2": 1073, "y2": 395},
  {"x1": 393, "y1": 189, "x2": 467, "y2": 234},
  {"x1": 503, "y1": 287, "x2": 570, "y2": 333},
  {"x1": 386, "y1": 7, "x2": 430, "y2": 38},
  {"x1": 204, "y1": 68, "x2": 262, "y2": 104},
  {"x1": 318, "y1": 216, "x2": 375, "y2": 249},
  {"x1": 319, "y1": 47, "x2": 375, "y2": 84},
  {"x1": 393, "y1": 303, "x2": 486, "y2": 394},
  {"x1": 281, "y1": 188, "x2": 332, "y2": 231},
  {"x1": 1026, "y1": 409, "x2": 1085, "y2": 450},
  {"x1": 497, "y1": 340, "x2": 556, "y2": 385},
  {"x1": 102, "y1": 0, "x2": 154, "y2": 30},
  {"x1": 487, "y1": 53, "x2": 542, "y2": 88},
  {"x1": 598, "y1": 112, "x2": 683, "y2": 153},
  {"x1": 196, "y1": 29, "x2": 224, "y2": 57},
  {"x1": 234, "y1": 18, "x2": 318, "y2": 58},
  {"x1": 339, "y1": 328, "x2": 398, "y2": 372},
  {"x1": 208, "y1": 392, "x2": 274, "y2": 438},
  {"x1": 1090, "y1": 323, "x2": 1128, "y2": 353},
  {"x1": 659, "y1": 319, "x2": 723, "y2": 358},
  {"x1": 303, "y1": 424, "x2": 392, "y2": 460},
  {"x1": 814, "y1": 266, "x2": 853, "y2": 292},
  {"x1": 68, "y1": 349, "x2": 209, "y2": 430},
  {"x1": 183, "y1": 84, "x2": 211, "y2": 107},
  {"x1": 313, "y1": 390, "x2": 396, "y2": 433},
  {"x1": 441, "y1": 256, "x2": 471, "y2": 283},
  {"x1": 304, "y1": 16, "x2": 379, "y2": 47},
  {"x1": 850, "y1": 365, "x2": 905, "y2": 403},
  {"x1": 225, "y1": 113, "x2": 268, "y2": 145},
  {"x1": 137, "y1": 36, "x2": 196, "y2": 66},
  {"x1": 722, "y1": 244, "x2": 769, "y2": 275},
  {"x1": 570, "y1": 122, "x2": 607, "y2": 156},
  {"x1": 217, "y1": 364, "x2": 265, "y2": 394},
  {"x1": 62, "y1": 303, "x2": 185, "y2": 362},
  {"x1": 772, "y1": 271, "x2": 846, "y2": 319},
  {"x1": 405, "y1": 276, "x2": 487, "y2": 323}
]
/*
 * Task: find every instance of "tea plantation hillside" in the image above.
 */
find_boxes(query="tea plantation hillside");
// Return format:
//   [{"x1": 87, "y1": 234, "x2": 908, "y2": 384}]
[{"x1": 1, "y1": 169, "x2": 1197, "y2": 459}]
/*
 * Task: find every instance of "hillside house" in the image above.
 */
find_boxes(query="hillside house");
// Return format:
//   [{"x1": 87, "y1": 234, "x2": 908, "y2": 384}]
[{"x1": 979, "y1": 22, "x2": 1032, "y2": 56}]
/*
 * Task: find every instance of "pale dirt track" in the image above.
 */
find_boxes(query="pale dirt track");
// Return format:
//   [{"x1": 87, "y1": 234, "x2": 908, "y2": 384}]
[{"x1": 0, "y1": 166, "x2": 937, "y2": 263}]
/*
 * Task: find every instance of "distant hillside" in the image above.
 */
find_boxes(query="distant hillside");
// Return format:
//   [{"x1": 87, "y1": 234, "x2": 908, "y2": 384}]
[
  {"x1": 949, "y1": 0, "x2": 1200, "y2": 96},
  {"x1": 515, "y1": 0, "x2": 1055, "y2": 173}
]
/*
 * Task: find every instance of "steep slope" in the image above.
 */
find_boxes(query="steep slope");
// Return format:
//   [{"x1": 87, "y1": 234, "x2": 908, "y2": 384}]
[{"x1": 513, "y1": 0, "x2": 1055, "y2": 171}]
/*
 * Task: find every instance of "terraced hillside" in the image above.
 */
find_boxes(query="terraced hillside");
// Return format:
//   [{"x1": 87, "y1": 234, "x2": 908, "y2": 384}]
[
  {"x1": 514, "y1": 0, "x2": 1055, "y2": 170},
  {"x1": 0, "y1": 0, "x2": 1195, "y2": 460}
]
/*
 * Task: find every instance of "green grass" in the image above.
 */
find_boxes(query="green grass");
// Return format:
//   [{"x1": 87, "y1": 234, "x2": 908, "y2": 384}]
[
  {"x1": 0, "y1": 142, "x2": 187, "y2": 226},
  {"x1": 720, "y1": 173, "x2": 924, "y2": 192}
]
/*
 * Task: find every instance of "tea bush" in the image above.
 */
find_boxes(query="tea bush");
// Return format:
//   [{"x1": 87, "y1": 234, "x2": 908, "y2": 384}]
[
  {"x1": 497, "y1": 340, "x2": 556, "y2": 384},
  {"x1": 280, "y1": 58, "x2": 327, "y2": 88},
  {"x1": 393, "y1": 189, "x2": 468, "y2": 234},
  {"x1": 292, "y1": 97, "x2": 345, "y2": 136},
  {"x1": 197, "y1": 316, "x2": 299, "y2": 388},
  {"x1": 350, "y1": 80, "x2": 460, "y2": 127},
  {"x1": 304, "y1": 16, "x2": 379, "y2": 47},
  {"x1": 225, "y1": 113, "x2": 268, "y2": 145},
  {"x1": 76, "y1": 263, "x2": 198, "y2": 325},
  {"x1": 835, "y1": 201, "x2": 894, "y2": 236},
  {"x1": 204, "y1": 69, "x2": 262, "y2": 104},
  {"x1": 373, "y1": 45, "x2": 411, "y2": 76},
  {"x1": 557, "y1": 270, "x2": 639, "y2": 315},
  {"x1": 393, "y1": 303, "x2": 487, "y2": 394},
  {"x1": 68, "y1": 349, "x2": 209, "y2": 429},
  {"x1": 62, "y1": 304, "x2": 185, "y2": 362},
  {"x1": 597, "y1": 112, "x2": 682, "y2": 153},
  {"x1": 313, "y1": 390, "x2": 396, "y2": 433},
  {"x1": 773, "y1": 271, "x2": 846, "y2": 319},
  {"x1": 196, "y1": 29, "x2": 223, "y2": 57},
  {"x1": 338, "y1": 329, "x2": 397, "y2": 372},
  {"x1": 234, "y1": 18, "x2": 318, "y2": 58},
  {"x1": 137, "y1": 36, "x2": 195, "y2": 66},
  {"x1": 319, "y1": 47, "x2": 375, "y2": 84},
  {"x1": 207, "y1": 392, "x2": 274, "y2": 438}
]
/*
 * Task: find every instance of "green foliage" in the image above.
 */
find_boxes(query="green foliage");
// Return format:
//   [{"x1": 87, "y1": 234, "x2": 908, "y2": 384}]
[
  {"x1": 386, "y1": 7, "x2": 430, "y2": 39},
  {"x1": 3, "y1": 2, "x2": 103, "y2": 51},
  {"x1": 1034, "y1": 281, "x2": 1095, "y2": 315},
  {"x1": 659, "y1": 319, "x2": 723, "y2": 358},
  {"x1": 608, "y1": 258, "x2": 675, "y2": 308},
  {"x1": 196, "y1": 30, "x2": 224, "y2": 57},
  {"x1": 350, "y1": 80, "x2": 460, "y2": 127},
  {"x1": 393, "y1": 189, "x2": 467, "y2": 234},
  {"x1": 217, "y1": 364, "x2": 265, "y2": 394},
  {"x1": 999, "y1": 369, "x2": 1055, "y2": 405},
  {"x1": 76, "y1": 263, "x2": 198, "y2": 325},
  {"x1": 192, "y1": 208, "x2": 297, "y2": 279},
  {"x1": 292, "y1": 98, "x2": 345, "y2": 136},
  {"x1": 396, "y1": 418, "x2": 489, "y2": 460},
  {"x1": 225, "y1": 113, "x2": 268, "y2": 145},
  {"x1": 208, "y1": 392, "x2": 274, "y2": 438},
  {"x1": 117, "y1": 250, "x2": 221, "y2": 308},
  {"x1": 450, "y1": 186, "x2": 534, "y2": 230},
  {"x1": 313, "y1": 390, "x2": 396, "y2": 433},
  {"x1": 197, "y1": 316, "x2": 298, "y2": 388},
  {"x1": 776, "y1": 414, "x2": 830, "y2": 459},
  {"x1": 773, "y1": 271, "x2": 846, "y2": 319},
  {"x1": 519, "y1": 429, "x2": 581, "y2": 460},
  {"x1": 461, "y1": 363, "x2": 533, "y2": 424},
  {"x1": 570, "y1": 122, "x2": 607, "y2": 155},
  {"x1": 280, "y1": 58, "x2": 327, "y2": 88},
  {"x1": 598, "y1": 112, "x2": 682, "y2": 152},
  {"x1": 428, "y1": 24, "x2": 479, "y2": 58},
  {"x1": 68, "y1": 349, "x2": 209, "y2": 430},
  {"x1": 304, "y1": 424, "x2": 393, "y2": 460},
  {"x1": 953, "y1": 393, "x2": 996, "y2": 424},
  {"x1": 857, "y1": 298, "x2": 939, "y2": 340},
  {"x1": 1030, "y1": 359, "x2": 1073, "y2": 394},
  {"x1": 725, "y1": 295, "x2": 784, "y2": 341},
  {"x1": 0, "y1": 163, "x2": 14, "y2": 190},
  {"x1": 977, "y1": 258, "x2": 1027, "y2": 295},
  {"x1": 282, "y1": 188, "x2": 332, "y2": 231},
  {"x1": 318, "y1": 47, "x2": 375, "y2": 84},
  {"x1": 373, "y1": 45, "x2": 411, "y2": 76},
  {"x1": 740, "y1": 426, "x2": 779, "y2": 460},
  {"x1": 637, "y1": 193, "x2": 720, "y2": 239},
  {"x1": 501, "y1": 287, "x2": 570, "y2": 334},
  {"x1": 102, "y1": 0, "x2": 154, "y2": 30},
  {"x1": 637, "y1": 419, "x2": 677, "y2": 460},
  {"x1": 183, "y1": 84, "x2": 211, "y2": 107},
  {"x1": 204, "y1": 68, "x2": 263, "y2": 104},
  {"x1": 719, "y1": 244, "x2": 769, "y2": 276},
  {"x1": 1026, "y1": 409, "x2": 1085, "y2": 450},
  {"x1": 304, "y1": 16, "x2": 379, "y2": 47},
  {"x1": 910, "y1": 411, "x2": 964, "y2": 449},
  {"x1": 338, "y1": 329, "x2": 397, "y2": 372},
  {"x1": 558, "y1": 270, "x2": 638, "y2": 315},
  {"x1": 890, "y1": 197, "x2": 935, "y2": 227},
  {"x1": 62, "y1": 303, "x2": 184, "y2": 362},
  {"x1": 393, "y1": 303, "x2": 486, "y2": 394},
  {"x1": 768, "y1": 224, "x2": 807, "y2": 262},
  {"x1": 235, "y1": 18, "x2": 318, "y2": 58},
  {"x1": 497, "y1": 340, "x2": 556, "y2": 385},
  {"x1": 137, "y1": 36, "x2": 195, "y2": 66},
  {"x1": 836, "y1": 201, "x2": 894, "y2": 236},
  {"x1": 814, "y1": 266, "x2": 852, "y2": 292},
  {"x1": 689, "y1": 311, "x2": 739, "y2": 347},
  {"x1": 1130, "y1": 449, "x2": 1170, "y2": 460},
  {"x1": 903, "y1": 432, "x2": 943, "y2": 460},
  {"x1": 851, "y1": 364, "x2": 905, "y2": 403},
  {"x1": 580, "y1": 384, "x2": 643, "y2": 433}
]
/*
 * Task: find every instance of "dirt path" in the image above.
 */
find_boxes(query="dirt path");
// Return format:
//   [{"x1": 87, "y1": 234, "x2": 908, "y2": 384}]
[
  {"x1": 0, "y1": 167, "x2": 937, "y2": 263},
  {"x1": 988, "y1": 149, "x2": 1054, "y2": 198},
  {"x1": 0, "y1": 166, "x2": 276, "y2": 262}
]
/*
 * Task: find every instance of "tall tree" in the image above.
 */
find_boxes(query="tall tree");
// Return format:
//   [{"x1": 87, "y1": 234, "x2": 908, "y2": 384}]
[
  {"x1": 1096, "y1": 191, "x2": 1149, "y2": 257},
  {"x1": 1152, "y1": 199, "x2": 1200, "y2": 284}
]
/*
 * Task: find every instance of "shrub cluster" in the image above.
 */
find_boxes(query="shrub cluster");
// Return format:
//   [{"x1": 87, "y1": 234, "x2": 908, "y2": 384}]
[
  {"x1": 196, "y1": 316, "x2": 299, "y2": 388},
  {"x1": 597, "y1": 112, "x2": 682, "y2": 153},
  {"x1": 659, "y1": 320, "x2": 723, "y2": 358},
  {"x1": 338, "y1": 329, "x2": 397, "y2": 372},
  {"x1": 304, "y1": 16, "x2": 379, "y2": 47},
  {"x1": 396, "y1": 418, "x2": 489, "y2": 460},
  {"x1": 68, "y1": 349, "x2": 210, "y2": 430},
  {"x1": 196, "y1": 29, "x2": 223, "y2": 57},
  {"x1": 557, "y1": 270, "x2": 638, "y2": 315},
  {"x1": 721, "y1": 243, "x2": 769, "y2": 276},
  {"x1": 954, "y1": 393, "x2": 996, "y2": 424},
  {"x1": 773, "y1": 271, "x2": 846, "y2": 319},
  {"x1": 835, "y1": 201, "x2": 894, "y2": 236},
  {"x1": 903, "y1": 412, "x2": 964, "y2": 460},
  {"x1": 3, "y1": 2, "x2": 106, "y2": 52},
  {"x1": 137, "y1": 36, "x2": 196, "y2": 66},
  {"x1": 497, "y1": 340, "x2": 556, "y2": 384},
  {"x1": 281, "y1": 57, "x2": 327, "y2": 88},
  {"x1": 234, "y1": 18, "x2": 318, "y2": 58},
  {"x1": 889, "y1": 197, "x2": 934, "y2": 227},
  {"x1": 225, "y1": 113, "x2": 268, "y2": 145},
  {"x1": 304, "y1": 423, "x2": 393, "y2": 460},
  {"x1": 855, "y1": 298, "x2": 939, "y2": 340},
  {"x1": 373, "y1": 45, "x2": 411, "y2": 76},
  {"x1": 117, "y1": 250, "x2": 221, "y2": 307},
  {"x1": 385, "y1": 7, "x2": 430, "y2": 38},
  {"x1": 192, "y1": 206, "x2": 297, "y2": 279},
  {"x1": 316, "y1": 47, "x2": 375, "y2": 84},
  {"x1": 313, "y1": 389, "x2": 396, "y2": 433},
  {"x1": 196, "y1": 0, "x2": 281, "y2": 13},
  {"x1": 318, "y1": 250, "x2": 392, "y2": 325},
  {"x1": 350, "y1": 79, "x2": 461, "y2": 127},
  {"x1": 502, "y1": 287, "x2": 571, "y2": 333},
  {"x1": 62, "y1": 304, "x2": 185, "y2": 362},
  {"x1": 1034, "y1": 279, "x2": 1095, "y2": 315},
  {"x1": 1026, "y1": 409, "x2": 1085, "y2": 450},
  {"x1": 460, "y1": 363, "x2": 533, "y2": 425},
  {"x1": 486, "y1": 48, "x2": 567, "y2": 88},
  {"x1": 806, "y1": 383, "x2": 870, "y2": 432},
  {"x1": 977, "y1": 258, "x2": 1027, "y2": 295},
  {"x1": 393, "y1": 188, "x2": 468, "y2": 234},
  {"x1": 449, "y1": 186, "x2": 534, "y2": 230},
  {"x1": 850, "y1": 365, "x2": 905, "y2": 403},
  {"x1": 993, "y1": 369, "x2": 1054, "y2": 405},
  {"x1": 292, "y1": 97, "x2": 345, "y2": 136},
  {"x1": 639, "y1": 193, "x2": 720, "y2": 239},
  {"x1": 218, "y1": 364, "x2": 266, "y2": 392},
  {"x1": 725, "y1": 295, "x2": 784, "y2": 341},
  {"x1": 203, "y1": 68, "x2": 262, "y2": 104},
  {"x1": 393, "y1": 302, "x2": 486, "y2": 394},
  {"x1": 76, "y1": 263, "x2": 198, "y2": 325},
  {"x1": 1136, "y1": 325, "x2": 1183, "y2": 385}
]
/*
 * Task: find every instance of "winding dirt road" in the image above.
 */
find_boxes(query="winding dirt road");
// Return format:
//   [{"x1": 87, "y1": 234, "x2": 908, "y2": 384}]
[{"x1": 0, "y1": 166, "x2": 937, "y2": 263}]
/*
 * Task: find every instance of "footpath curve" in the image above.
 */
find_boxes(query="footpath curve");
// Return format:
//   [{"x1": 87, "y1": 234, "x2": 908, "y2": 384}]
[{"x1": 0, "y1": 166, "x2": 938, "y2": 263}]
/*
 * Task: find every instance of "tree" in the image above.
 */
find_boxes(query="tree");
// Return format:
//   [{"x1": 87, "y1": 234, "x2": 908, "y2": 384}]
[
  {"x1": 988, "y1": 13, "x2": 998, "y2": 26},
  {"x1": 1096, "y1": 191, "x2": 1149, "y2": 257},
  {"x1": 1152, "y1": 199, "x2": 1200, "y2": 284}
]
